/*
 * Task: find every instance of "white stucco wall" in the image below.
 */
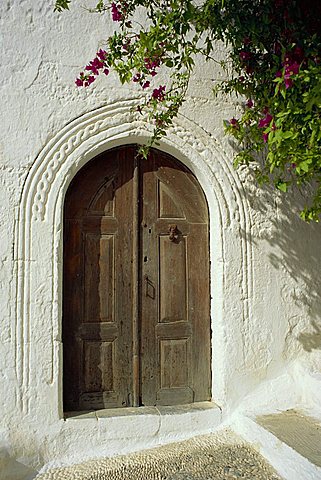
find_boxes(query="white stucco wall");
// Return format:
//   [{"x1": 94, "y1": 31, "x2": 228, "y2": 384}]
[{"x1": 1, "y1": 1, "x2": 321, "y2": 478}]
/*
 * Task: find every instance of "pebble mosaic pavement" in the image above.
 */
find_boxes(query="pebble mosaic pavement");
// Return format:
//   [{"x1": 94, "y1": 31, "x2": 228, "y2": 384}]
[{"x1": 35, "y1": 429, "x2": 283, "y2": 480}]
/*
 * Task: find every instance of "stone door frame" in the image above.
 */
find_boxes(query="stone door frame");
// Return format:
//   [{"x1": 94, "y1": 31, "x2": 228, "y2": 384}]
[{"x1": 13, "y1": 100, "x2": 252, "y2": 465}]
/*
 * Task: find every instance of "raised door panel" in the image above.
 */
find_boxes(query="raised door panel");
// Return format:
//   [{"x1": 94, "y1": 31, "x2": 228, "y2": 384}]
[
  {"x1": 159, "y1": 235, "x2": 187, "y2": 323},
  {"x1": 84, "y1": 233, "x2": 115, "y2": 323}
]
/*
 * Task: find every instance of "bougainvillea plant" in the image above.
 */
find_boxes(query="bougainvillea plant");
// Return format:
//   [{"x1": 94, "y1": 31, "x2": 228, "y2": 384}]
[{"x1": 55, "y1": 0, "x2": 321, "y2": 221}]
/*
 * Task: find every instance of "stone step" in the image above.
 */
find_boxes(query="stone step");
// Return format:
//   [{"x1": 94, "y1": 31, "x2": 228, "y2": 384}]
[{"x1": 232, "y1": 409, "x2": 321, "y2": 480}]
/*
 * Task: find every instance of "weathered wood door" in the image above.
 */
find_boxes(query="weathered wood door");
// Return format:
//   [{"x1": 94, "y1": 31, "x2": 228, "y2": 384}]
[{"x1": 63, "y1": 146, "x2": 210, "y2": 412}]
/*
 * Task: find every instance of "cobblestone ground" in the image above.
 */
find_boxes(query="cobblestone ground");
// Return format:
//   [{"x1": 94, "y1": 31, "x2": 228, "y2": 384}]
[{"x1": 36, "y1": 429, "x2": 282, "y2": 480}]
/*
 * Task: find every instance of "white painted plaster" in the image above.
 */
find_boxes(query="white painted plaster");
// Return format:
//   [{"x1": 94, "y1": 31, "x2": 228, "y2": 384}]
[{"x1": 1, "y1": 1, "x2": 321, "y2": 477}]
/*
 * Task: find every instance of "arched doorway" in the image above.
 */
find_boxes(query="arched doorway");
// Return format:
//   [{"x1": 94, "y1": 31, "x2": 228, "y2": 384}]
[{"x1": 63, "y1": 145, "x2": 211, "y2": 412}]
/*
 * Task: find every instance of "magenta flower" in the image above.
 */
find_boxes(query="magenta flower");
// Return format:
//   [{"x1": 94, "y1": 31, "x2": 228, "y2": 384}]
[
  {"x1": 75, "y1": 78, "x2": 83, "y2": 87},
  {"x1": 132, "y1": 73, "x2": 141, "y2": 83},
  {"x1": 103, "y1": 68, "x2": 109, "y2": 76},
  {"x1": 246, "y1": 99, "x2": 253, "y2": 108},
  {"x1": 85, "y1": 57, "x2": 104, "y2": 75},
  {"x1": 152, "y1": 85, "x2": 166, "y2": 101},
  {"x1": 229, "y1": 118, "x2": 239, "y2": 127},
  {"x1": 111, "y1": 3, "x2": 122, "y2": 21},
  {"x1": 284, "y1": 77, "x2": 293, "y2": 89},
  {"x1": 285, "y1": 62, "x2": 300, "y2": 76},
  {"x1": 144, "y1": 57, "x2": 160, "y2": 70},
  {"x1": 97, "y1": 49, "x2": 107, "y2": 61},
  {"x1": 263, "y1": 133, "x2": 269, "y2": 143},
  {"x1": 239, "y1": 51, "x2": 251, "y2": 61},
  {"x1": 258, "y1": 113, "x2": 273, "y2": 128},
  {"x1": 144, "y1": 57, "x2": 161, "y2": 77},
  {"x1": 142, "y1": 81, "x2": 150, "y2": 89}
]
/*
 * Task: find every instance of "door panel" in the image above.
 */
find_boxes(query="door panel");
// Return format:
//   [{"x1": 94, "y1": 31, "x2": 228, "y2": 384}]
[
  {"x1": 83, "y1": 233, "x2": 115, "y2": 323},
  {"x1": 159, "y1": 235, "x2": 187, "y2": 323},
  {"x1": 63, "y1": 146, "x2": 210, "y2": 412}
]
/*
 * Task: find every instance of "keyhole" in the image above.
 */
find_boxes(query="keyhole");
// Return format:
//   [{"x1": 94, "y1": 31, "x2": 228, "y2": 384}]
[
  {"x1": 149, "y1": 228, "x2": 152, "y2": 233},
  {"x1": 144, "y1": 256, "x2": 148, "y2": 262}
]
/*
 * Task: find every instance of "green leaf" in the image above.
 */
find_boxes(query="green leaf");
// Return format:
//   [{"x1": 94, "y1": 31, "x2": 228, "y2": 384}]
[
  {"x1": 54, "y1": 0, "x2": 70, "y2": 12},
  {"x1": 276, "y1": 181, "x2": 288, "y2": 193}
]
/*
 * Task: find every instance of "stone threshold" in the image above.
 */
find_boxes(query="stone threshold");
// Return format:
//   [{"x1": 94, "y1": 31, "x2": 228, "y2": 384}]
[
  {"x1": 64, "y1": 401, "x2": 221, "y2": 420},
  {"x1": 37, "y1": 402, "x2": 223, "y2": 474}
]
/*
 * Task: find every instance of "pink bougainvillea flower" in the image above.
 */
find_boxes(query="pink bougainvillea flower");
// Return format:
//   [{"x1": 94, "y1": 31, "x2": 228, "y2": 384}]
[
  {"x1": 152, "y1": 85, "x2": 166, "y2": 101},
  {"x1": 144, "y1": 57, "x2": 160, "y2": 70},
  {"x1": 75, "y1": 78, "x2": 83, "y2": 87},
  {"x1": 285, "y1": 62, "x2": 300, "y2": 76},
  {"x1": 239, "y1": 51, "x2": 251, "y2": 61},
  {"x1": 142, "y1": 81, "x2": 150, "y2": 89},
  {"x1": 85, "y1": 57, "x2": 104, "y2": 76},
  {"x1": 275, "y1": 70, "x2": 282, "y2": 78},
  {"x1": 246, "y1": 99, "x2": 253, "y2": 108},
  {"x1": 111, "y1": 2, "x2": 122, "y2": 21},
  {"x1": 103, "y1": 68, "x2": 109, "y2": 76},
  {"x1": 144, "y1": 57, "x2": 161, "y2": 77},
  {"x1": 283, "y1": 53, "x2": 292, "y2": 66},
  {"x1": 229, "y1": 117, "x2": 239, "y2": 127},
  {"x1": 263, "y1": 133, "x2": 269, "y2": 143},
  {"x1": 132, "y1": 73, "x2": 141, "y2": 82},
  {"x1": 97, "y1": 49, "x2": 107, "y2": 60},
  {"x1": 284, "y1": 77, "x2": 293, "y2": 89},
  {"x1": 258, "y1": 113, "x2": 273, "y2": 128}
]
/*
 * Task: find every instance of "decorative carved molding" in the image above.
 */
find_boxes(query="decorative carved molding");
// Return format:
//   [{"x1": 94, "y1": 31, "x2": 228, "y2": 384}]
[{"x1": 14, "y1": 99, "x2": 253, "y2": 414}]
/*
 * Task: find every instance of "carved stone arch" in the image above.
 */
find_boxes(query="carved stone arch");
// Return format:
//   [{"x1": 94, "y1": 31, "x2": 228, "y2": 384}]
[{"x1": 14, "y1": 100, "x2": 253, "y2": 415}]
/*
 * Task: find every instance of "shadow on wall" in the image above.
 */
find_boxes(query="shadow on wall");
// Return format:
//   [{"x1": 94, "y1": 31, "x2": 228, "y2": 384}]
[
  {"x1": 239, "y1": 168, "x2": 321, "y2": 355},
  {"x1": 0, "y1": 448, "x2": 39, "y2": 480}
]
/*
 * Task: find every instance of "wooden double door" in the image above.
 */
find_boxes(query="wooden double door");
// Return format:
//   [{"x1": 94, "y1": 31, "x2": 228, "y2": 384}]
[{"x1": 63, "y1": 146, "x2": 210, "y2": 411}]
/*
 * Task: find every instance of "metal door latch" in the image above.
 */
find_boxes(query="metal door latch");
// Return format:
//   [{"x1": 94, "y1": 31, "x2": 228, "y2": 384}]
[{"x1": 168, "y1": 224, "x2": 179, "y2": 242}]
